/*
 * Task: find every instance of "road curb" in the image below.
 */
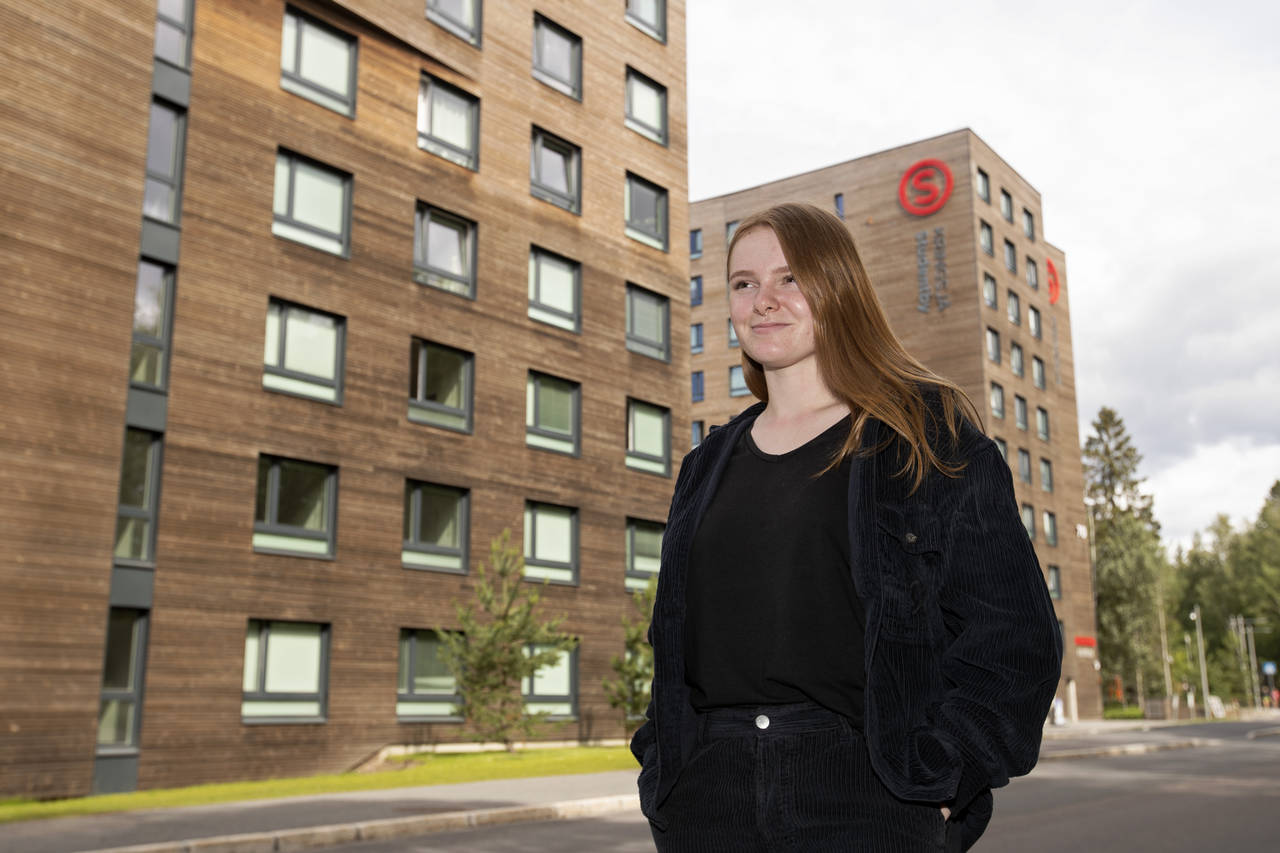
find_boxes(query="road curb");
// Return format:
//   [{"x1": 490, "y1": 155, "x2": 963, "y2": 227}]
[
  {"x1": 1245, "y1": 726, "x2": 1280, "y2": 740},
  {"x1": 1039, "y1": 737, "x2": 1221, "y2": 761},
  {"x1": 76, "y1": 794, "x2": 641, "y2": 853}
]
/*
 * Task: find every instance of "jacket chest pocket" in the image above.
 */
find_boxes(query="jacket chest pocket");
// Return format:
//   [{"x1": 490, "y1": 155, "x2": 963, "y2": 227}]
[{"x1": 875, "y1": 505, "x2": 943, "y2": 643}]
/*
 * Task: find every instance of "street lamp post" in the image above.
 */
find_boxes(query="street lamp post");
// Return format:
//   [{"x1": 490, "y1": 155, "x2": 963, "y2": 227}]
[{"x1": 1190, "y1": 604, "x2": 1211, "y2": 719}]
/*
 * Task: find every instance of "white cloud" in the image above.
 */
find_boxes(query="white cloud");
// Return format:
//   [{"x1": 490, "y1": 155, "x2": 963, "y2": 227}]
[{"x1": 1147, "y1": 440, "x2": 1280, "y2": 553}]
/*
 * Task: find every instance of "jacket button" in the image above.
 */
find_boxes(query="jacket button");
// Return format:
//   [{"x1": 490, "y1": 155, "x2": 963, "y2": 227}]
[
  {"x1": 905, "y1": 532, "x2": 918, "y2": 543},
  {"x1": 755, "y1": 714, "x2": 770, "y2": 729}
]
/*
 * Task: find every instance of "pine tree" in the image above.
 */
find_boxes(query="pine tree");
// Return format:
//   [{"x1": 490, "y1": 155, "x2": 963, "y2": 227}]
[
  {"x1": 603, "y1": 575, "x2": 657, "y2": 732},
  {"x1": 436, "y1": 529, "x2": 577, "y2": 750}
]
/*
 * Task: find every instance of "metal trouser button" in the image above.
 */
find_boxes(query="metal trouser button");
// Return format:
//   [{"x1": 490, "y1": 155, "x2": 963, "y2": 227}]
[{"x1": 755, "y1": 714, "x2": 770, "y2": 730}]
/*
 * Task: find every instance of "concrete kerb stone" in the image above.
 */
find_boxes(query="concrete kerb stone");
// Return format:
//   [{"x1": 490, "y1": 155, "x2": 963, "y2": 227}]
[
  {"x1": 1039, "y1": 737, "x2": 1222, "y2": 761},
  {"x1": 1244, "y1": 726, "x2": 1280, "y2": 740}
]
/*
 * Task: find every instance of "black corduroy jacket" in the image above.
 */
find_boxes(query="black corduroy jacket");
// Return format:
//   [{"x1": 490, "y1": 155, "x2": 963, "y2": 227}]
[{"x1": 631, "y1": 402, "x2": 1063, "y2": 851}]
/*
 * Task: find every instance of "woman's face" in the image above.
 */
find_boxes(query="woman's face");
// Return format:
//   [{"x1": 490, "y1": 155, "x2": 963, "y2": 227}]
[{"x1": 728, "y1": 226, "x2": 817, "y2": 374}]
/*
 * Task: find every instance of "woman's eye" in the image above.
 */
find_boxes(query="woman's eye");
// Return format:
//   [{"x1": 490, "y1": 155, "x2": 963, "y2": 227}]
[
  {"x1": 732, "y1": 280, "x2": 754, "y2": 290},
  {"x1": 783, "y1": 275, "x2": 796, "y2": 285}
]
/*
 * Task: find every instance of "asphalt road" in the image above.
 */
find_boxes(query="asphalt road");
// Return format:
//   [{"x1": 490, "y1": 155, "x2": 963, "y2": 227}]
[{"x1": 324, "y1": 722, "x2": 1280, "y2": 852}]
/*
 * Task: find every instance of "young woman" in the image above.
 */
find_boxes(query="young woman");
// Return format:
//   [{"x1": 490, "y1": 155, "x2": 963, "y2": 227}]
[{"x1": 632, "y1": 203, "x2": 1061, "y2": 852}]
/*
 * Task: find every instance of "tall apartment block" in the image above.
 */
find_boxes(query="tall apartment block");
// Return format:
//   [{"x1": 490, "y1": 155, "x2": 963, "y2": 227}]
[
  {"x1": 1, "y1": 0, "x2": 687, "y2": 797},
  {"x1": 689, "y1": 130, "x2": 1101, "y2": 720}
]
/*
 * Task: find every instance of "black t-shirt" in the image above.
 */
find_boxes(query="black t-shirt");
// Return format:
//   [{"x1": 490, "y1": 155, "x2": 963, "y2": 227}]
[{"x1": 684, "y1": 416, "x2": 866, "y2": 727}]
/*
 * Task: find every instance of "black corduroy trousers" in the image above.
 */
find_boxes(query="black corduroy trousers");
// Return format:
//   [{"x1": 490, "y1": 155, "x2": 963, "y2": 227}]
[{"x1": 648, "y1": 702, "x2": 948, "y2": 853}]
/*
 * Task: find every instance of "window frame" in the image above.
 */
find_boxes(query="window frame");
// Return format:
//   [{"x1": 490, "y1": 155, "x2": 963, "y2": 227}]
[
  {"x1": 691, "y1": 419, "x2": 704, "y2": 448},
  {"x1": 1017, "y1": 449, "x2": 1032, "y2": 484},
  {"x1": 690, "y1": 275, "x2": 703, "y2": 306},
  {"x1": 1032, "y1": 356, "x2": 1046, "y2": 389},
  {"x1": 528, "y1": 245, "x2": 581, "y2": 333},
  {"x1": 272, "y1": 149, "x2": 352, "y2": 257},
  {"x1": 1004, "y1": 239, "x2": 1017, "y2": 273},
  {"x1": 114, "y1": 428, "x2": 163, "y2": 568},
  {"x1": 402, "y1": 480, "x2": 470, "y2": 573},
  {"x1": 625, "y1": 172, "x2": 669, "y2": 250},
  {"x1": 408, "y1": 338, "x2": 474, "y2": 433},
  {"x1": 523, "y1": 500, "x2": 578, "y2": 585},
  {"x1": 625, "y1": 283, "x2": 670, "y2": 361},
  {"x1": 1040, "y1": 458, "x2": 1054, "y2": 493},
  {"x1": 690, "y1": 322, "x2": 703, "y2": 354},
  {"x1": 625, "y1": 66, "x2": 668, "y2": 145},
  {"x1": 1015, "y1": 395, "x2": 1028, "y2": 431},
  {"x1": 1026, "y1": 257, "x2": 1039, "y2": 290},
  {"x1": 262, "y1": 298, "x2": 346, "y2": 404},
  {"x1": 834, "y1": 193, "x2": 845, "y2": 219},
  {"x1": 129, "y1": 259, "x2": 175, "y2": 392},
  {"x1": 426, "y1": 0, "x2": 482, "y2": 46},
  {"x1": 1010, "y1": 342, "x2": 1024, "y2": 378},
  {"x1": 1021, "y1": 503, "x2": 1036, "y2": 540},
  {"x1": 413, "y1": 203, "x2": 477, "y2": 298},
  {"x1": 976, "y1": 168, "x2": 990, "y2": 202},
  {"x1": 727, "y1": 318, "x2": 739, "y2": 348},
  {"x1": 1023, "y1": 208, "x2": 1035, "y2": 240},
  {"x1": 689, "y1": 229, "x2": 703, "y2": 259},
  {"x1": 532, "y1": 14, "x2": 582, "y2": 99},
  {"x1": 982, "y1": 273, "x2": 997, "y2": 309},
  {"x1": 1007, "y1": 290, "x2": 1021, "y2": 326},
  {"x1": 525, "y1": 371, "x2": 581, "y2": 456},
  {"x1": 1029, "y1": 306, "x2": 1042, "y2": 339},
  {"x1": 626, "y1": 398, "x2": 671, "y2": 477},
  {"x1": 143, "y1": 99, "x2": 187, "y2": 226},
  {"x1": 691, "y1": 370, "x2": 704, "y2": 402},
  {"x1": 523, "y1": 644, "x2": 578, "y2": 719},
  {"x1": 418, "y1": 74, "x2": 480, "y2": 171},
  {"x1": 1046, "y1": 565, "x2": 1061, "y2": 599},
  {"x1": 990, "y1": 382, "x2": 1005, "y2": 420},
  {"x1": 728, "y1": 364, "x2": 750, "y2": 397},
  {"x1": 625, "y1": 517, "x2": 664, "y2": 591},
  {"x1": 154, "y1": 0, "x2": 193, "y2": 69},
  {"x1": 1000, "y1": 189, "x2": 1013, "y2": 221},
  {"x1": 1044, "y1": 511, "x2": 1058, "y2": 546},
  {"x1": 96, "y1": 607, "x2": 149, "y2": 753},
  {"x1": 253, "y1": 455, "x2": 338, "y2": 558},
  {"x1": 280, "y1": 7, "x2": 358, "y2": 116},
  {"x1": 241, "y1": 619, "x2": 330, "y2": 723},
  {"x1": 530, "y1": 126, "x2": 581, "y2": 214},
  {"x1": 980, "y1": 221, "x2": 993, "y2": 255},
  {"x1": 625, "y1": 0, "x2": 666, "y2": 42},
  {"x1": 986, "y1": 327, "x2": 1000, "y2": 364},
  {"x1": 396, "y1": 628, "x2": 462, "y2": 721},
  {"x1": 1036, "y1": 407, "x2": 1050, "y2": 441},
  {"x1": 993, "y1": 436, "x2": 1008, "y2": 461}
]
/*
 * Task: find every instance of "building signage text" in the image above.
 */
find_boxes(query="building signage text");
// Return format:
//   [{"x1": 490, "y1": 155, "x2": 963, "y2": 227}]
[{"x1": 915, "y1": 227, "x2": 950, "y2": 313}]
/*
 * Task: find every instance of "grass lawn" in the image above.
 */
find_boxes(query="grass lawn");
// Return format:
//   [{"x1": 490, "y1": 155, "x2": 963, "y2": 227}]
[
  {"x1": 0, "y1": 746, "x2": 637, "y2": 825},
  {"x1": 1102, "y1": 704, "x2": 1147, "y2": 720}
]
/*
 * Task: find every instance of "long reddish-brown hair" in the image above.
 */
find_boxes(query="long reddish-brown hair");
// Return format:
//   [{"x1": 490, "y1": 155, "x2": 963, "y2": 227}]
[{"x1": 727, "y1": 202, "x2": 981, "y2": 488}]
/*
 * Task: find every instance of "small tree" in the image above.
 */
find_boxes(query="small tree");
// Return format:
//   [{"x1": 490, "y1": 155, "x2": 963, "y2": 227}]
[
  {"x1": 437, "y1": 529, "x2": 577, "y2": 751},
  {"x1": 603, "y1": 575, "x2": 657, "y2": 732}
]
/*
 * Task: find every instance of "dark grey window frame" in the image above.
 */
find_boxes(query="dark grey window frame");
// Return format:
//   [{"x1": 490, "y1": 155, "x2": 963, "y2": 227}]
[
  {"x1": 154, "y1": 0, "x2": 193, "y2": 69},
  {"x1": 626, "y1": 398, "x2": 671, "y2": 477},
  {"x1": 523, "y1": 500, "x2": 579, "y2": 585},
  {"x1": 272, "y1": 148, "x2": 352, "y2": 257},
  {"x1": 976, "y1": 168, "x2": 990, "y2": 202},
  {"x1": 690, "y1": 275, "x2": 702, "y2": 306},
  {"x1": 728, "y1": 318, "x2": 739, "y2": 348},
  {"x1": 1022, "y1": 503, "x2": 1035, "y2": 540},
  {"x1": 834, "y1": 193, "x2": 845, "y2": 219},
  {"x1": 397, "y1": 628, "x2": 462, "y2": 721},
  {"x1": 1007, "y1": 290, "x2": 1020, "y2": 326},
  {"x1": 625, "y1": 0, "x2": 666, "y2": 42},
  {"x1": 691, "y1": 419, "x2": 704, "y2": 448},
  {"x1": 532, "y1": 14, "x2": 581, "y2": 99},
  {"x1": 1004, "y1": 240, "x2": 1017, "y2": 273},
  {"x1": 1024, "y1": 208, "x2": 1036, "y2": 240},
  {"x1": 728, "y1": 364, "x2": 750, "y2": 397},
  {"x1": 96, "y1": 607, "x2": 149, "y2": 754},
  {"x1": 625, "y1": 517, "x2": 664, "y2": 591},
  {"x1": 1047, "y1": 565, "x2": 1061, "y2": 599},
  {"x1": 403, "y1": 480, "x2": 469, "y2": 574},
  {"x1": 994, "y1": 436, "x2": 1008, "y2": 460},
  {"x1": 625, "y1": 172, "x2": 668, "y2": 251},
  {"x1": 418, "y1": 74, "x2": 480, "y2": 171},
  {"x1": 1000, "y1": 189, "x2": 1013, "y2": 221},
  {"x1": 143, "y1": 99, "x2": 187, "y2": 226},
  {"x1": 1036, "y1": 406, "x2": 1050, "y2": 441},
  {"x1": 253, "y1": 455, "x2": 338, "y2": 558},
  {"x1": 1026, "y1": 257, "x2": 1039, "y2": 290},
  {"x1": 1010, "y1": 342, "x2": 1024, "y2": 378},
  {"x1": 692, "y1": 370, "x2": 704, "y2": 402},
  {"x1": 523, "y1": 644, "x2": 578, "y2": 719},
  {"x1": 624, "y1": 66, "x2": 667, "y2": 145},
  {"x1": 983, "y1": 273, "x2": 997, "y2": 309},
  {"x1": 990, "y1": 382, "x2": 1004, "y2": 419},
  {"x1": 263, "y1": 298, "x2": 346, "y2": 405},
  {"x1": 690, "y1": 322, "x2": 703, "y2": 354},
  {"x1": 426, "y1": 0, "x2": 482, "y2": 46},
  {"x1": 1040, "y1": 458, "x2": 1054, "y2": 493},
  {"x1": 413, "y1": 203, "x2": 477, "y2": 298},
  {"x1": 280, "y1": 6, "x2": 358, "y2": 116},
  {"x1": 1032, "y1": 356, "x2": 1046, "y2": 389},
  {"x1": 528, "y1": 245, "x2": 581, "y2": 333},
  {"x1": 526, "y1": 371, "x2": 581, "y2": 456},
  {"x1": 1017, "y1": 449, "x2": 1032, "y2": 483},
  {"x1": 1029, "y1": 306, "x2": 1042, "y2": 340},
  {"x1": 690, "y1": 229, "x2": 702, "y2": 258},
  {"x1": 979, "y1": 221, "x2": 993, "y2": 255},
  {"x1": 1043, "y1": 511, "x2": 1058, "y2": 546},
  {"x1": 626, "y1": 282, "x2": 670, "y2": 361},
  {"x1": 408, "y1": 338, "x2": 474, "y2": 433},
  {"x1": 242, "y1": 619, "x2": 330, "y2": 723},
  {"x1": 129, "y1": 259, "x2": 176, "y2": 392},
  {"x1": 1015, "y1": 395, "x2": 1028, "y2": 431},
  {"x1": 986, "y1": 327, "x2": 1000, "y2": 364},
  {"x1": 115, "y1": 428, "x2": 163, "y2": 569},
  {"x1": 530, "y1": 126, "x2": 581, "y2": 213}
]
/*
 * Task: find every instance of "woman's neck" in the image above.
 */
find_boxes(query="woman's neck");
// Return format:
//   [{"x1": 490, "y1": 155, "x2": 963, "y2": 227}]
[{"x1": 753, "y1": 361, "x2": 850, "y2": 454}]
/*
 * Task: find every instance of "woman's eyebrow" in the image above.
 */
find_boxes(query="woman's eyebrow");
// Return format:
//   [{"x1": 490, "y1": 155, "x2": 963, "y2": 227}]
[{"x1": 728, "y1": 265, "x2": 790, "y2": 279}]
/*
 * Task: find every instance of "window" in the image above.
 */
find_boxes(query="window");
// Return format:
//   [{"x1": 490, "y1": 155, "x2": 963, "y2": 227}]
[
  {"x1": 627, "y1": 399, "x2": 670, "y2": 476},
  {"x1": 528, "y1": 246, "x2": 580, "y2": 332},
  {"x1": 523, "y1": 501, "x2": 577, "y2": 583},
  {"x1": 1032, "y1": 356, "x2": 1046, "y2": 389},
  {"x1": 626, "y1": 283, "x2": 670, "y2": 360},
  {"x1": 97, "y1": 608, "x2": 148, "y2": 749},
  {"x1": 242, "y1": 620, "x2": 328, "y2": 720},
  {"x1": 143, "y1": 100, "x2": 186, "y2": 224},
  {"x1": 403, "y1": 481, "x2": 469, "y2": 572},
  {"x1": 690, "y1": 323, "x2": 703, "y2": 354},
  {"x1": 691, "y1": 370, "x2": 704, "y2": 402},
  {"x1": 418, "y1": 75, "x2": 479, "y2": 170},
  {"x1": 690, "y1": 275, "x2": 703, "y2": 306},
  {"x1": 727, "y1": 318, "x2": 739, "y2": 348},
  {"x1": 976, "y1": 168, "x2": 990, "y2": 202},
  {"x1": 397, "y1": 629, "x2": 460, "y2": 719},
  {"x1": 409, "y1": 338, "x2": 473, "y2": 432},
  {"x1": 834, "y1": 193, "x2": 845, "y2": 219},
  {"x1": 625, "y1": 172, "x2": 668, "y2": 250},
  {"x1": 1036, "y1": 407, "x2": 1050, "y2": 441},
  {"x1": 1021, "y1": 504, "x2": 1035, "y2": 540},
  {"x1": 414, "y1": 203, "x2": 476, "y2": 297},
  {"x1": 993, "y1": 436, "x2": 1008, "y2": 460},
  {"x1": 986, "y1": 327, "x2": 1000, "y2": 364},
  {"x1": 253, "y1": 455, "x2": 336, "y2": 557},
  {"x1": 533, "y1": 15, "x2": 581, "y2": 98},
  {"x1": 130, "y1": 260, "x2": 173, "y2": 390},
  {"x1": 1017, "y1": 449, "x2": 1032, "y2": 483},
  {"x1": 691, "y1": 420, "x2": 704, "y2": 448},
  {"x1": 531, "y1": 127, "x2": 581, "y2": 213},
  {"x1": 1026, "y1": 258, "x2": 1039, "y2": 290},
  {"x1": 1029, "y1": 306, "x2": 1042, "y2": 339},
  {"x1": 1044, "y1": 511, "x2": 1058, "y2": 546},
  {"x1": 625, "y1": 0, "x2": 665, "y2": 41},
  {"x1": 625, "y1": 67, "x2": 667, "y2": 145},
  {"x1": 1007, "y1": 290, "x2": 1021, "y2": 326},
  {"x1": 1040, "y1": 459, "x2": 1054, "y2": 493},
  {"x1": 263, "y1": 299, "x2": 344, "y2": 403},
  {"x1": 154, "y1": 0, "x2": 192, "y2": 68},
  {"x1": 626, "y1": 518, "x2": 664, "y2": 591},
  {"x1": 1046, "y1": 565, "x2": 1061, "y2": 599},
  {"x1": 729, "y1": 365, "x2": 750, "y2": 397},
  {"x1": 115, "y1": 429, "x2": 162, "y2": 564},
  {"x1": 1000, "y1": 189, "x2": 1013, "y2": 221},
  {"x1": 690, "y1": 229, "x2": 703, "y2": 258},
  {"x1": 980, "y1": 221, "x2": 993, "y2": 255},
  {"x1": 1010, "y1": 343, "x2": 1024, "y2": 378},
  {"x1": 983, "y1": 274, "x2": 997, "y2": 309},
  {"x1": 1024, "y1": 208, "x2": 1035, "y2": 240},
  {"x1": 426, "y1": 0, "x2": 481, "y2": 46},
  {"x1": 281, "y1": 8, "x2": 357, "y2": 115},
  {"x1": 523, "y1": 645, "x2": 577, "y2": 717},
  {"x1": 990, "y1": 382, "x2": 1004, "y2": 419},
  {"x1": 526, "y1": 371, "x2": 579, "y2": 455},
  {"x1": 725, "y1": 220, "x2": 740, "y2": 243},
  {"x1": 1004, "y1": 240, "x2": 1017, "y2": 273},
  {"x1": 1015, "y1": 395, "x2": 1028, "y2": 431},
  {"x1": 272, "y1": 150, "x2": 350, "y2": 256}
]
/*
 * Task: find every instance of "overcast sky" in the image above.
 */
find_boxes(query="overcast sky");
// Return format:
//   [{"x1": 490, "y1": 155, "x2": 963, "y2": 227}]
[{"x1": 685, "y1": 0, "x2": 1280, "y2": 552}]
